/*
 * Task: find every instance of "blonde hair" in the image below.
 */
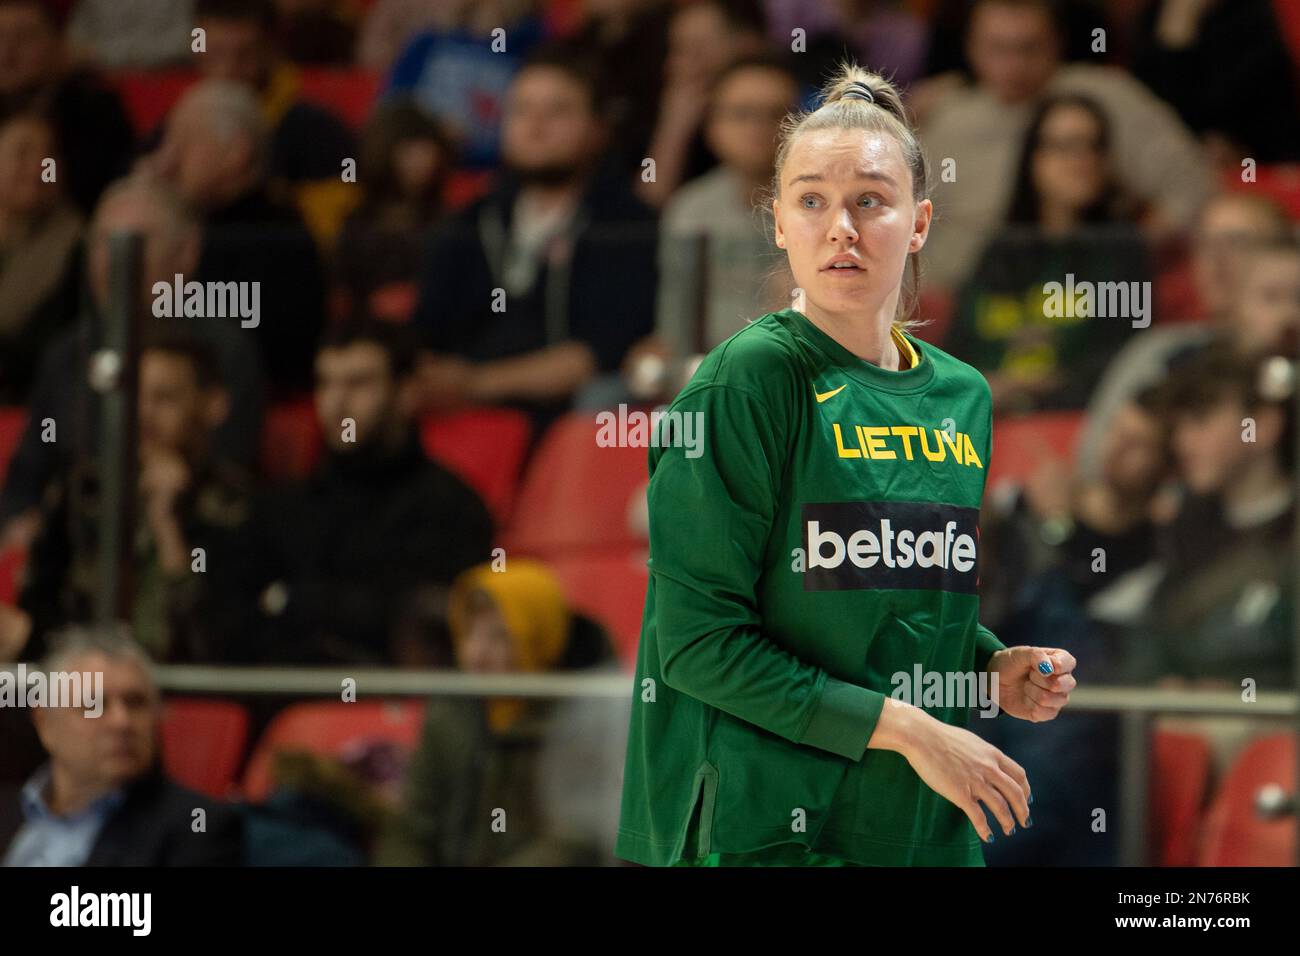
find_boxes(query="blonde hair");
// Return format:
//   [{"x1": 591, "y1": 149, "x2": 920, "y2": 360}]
[{"x1": 763, "y1": 61, "x2": 931, "y2": 331}]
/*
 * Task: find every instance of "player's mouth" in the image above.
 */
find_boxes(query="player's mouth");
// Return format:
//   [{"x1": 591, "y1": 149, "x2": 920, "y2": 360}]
[{"x1": 820, "y1": 254, "x2": 866, "y2": 276}]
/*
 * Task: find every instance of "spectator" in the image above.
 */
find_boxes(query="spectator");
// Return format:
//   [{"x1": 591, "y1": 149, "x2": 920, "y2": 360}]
[
  {"x1": 1129, "y1": 348, "x2": 1295, "y2": 692},
  {"x1": 192, "y1": 0, "x2": 356, "y2": 244},
  {"x1": 0, "y1": 110, "x2": 82, "y2": 403},
  {"x1": 619, "y1": 54, "x2": 798, "y2": 403},
  {"x1": 1077, "y1": 194, "x2": 1294, "y2": 478},
  {"x1": 945, "y1": 92, "x2": 1149, "y2": 413},
  {"x1": 565, "y1": 0, "x2": 673, "y2": 182},
  {"x1": 335, "y1": 100, "x2": 455, "y2": 323},
  {"x1": 229, "y1": 320, "x2": 494, "y2": 665},
  {"x1": 378, "y1": 559, "x2": 624, "y2": 866},
  {"x1": 918, "y1": 0, "x2": 1211, "y2": 291},
  {"x1": 1, "y1": 627, "x2": 244, "y2": 866},
  {"x1": 412, "y1": 47, "x2": 658, "y2": 432},
  {"x1": 5, "y1": 333, "x2": 254, "y2": 664},
  {"x1": 382, "y1": 0, "x2": 544, "y2": 171},
  {"x1": 272, "y1": 0, "x2": 356, "y2": 65},
  {"x1": 66, "y1": 0, "x2": 196, "y2": 68},
  {"x1": 145, "y1": 79, "x2": 327, "y2": 393},
  {"x1": 356, "y1": 0, "x2": 451, "y2": 72},
  {"x1": 635, "y1": 0, "x2": 768, "y2": 209},
  {"x1": 0, "y1": 174, "x2": 266, "y2": 553},
  {"x1": 1132, "y1": 0, "x2": 1300, "y2": 166},
  {"x1": 0, "y1": 0, "x2": 135, "y2": 215}
]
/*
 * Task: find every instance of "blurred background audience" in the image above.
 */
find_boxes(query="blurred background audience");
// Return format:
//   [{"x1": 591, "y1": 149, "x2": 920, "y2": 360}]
[{"x1": 0, "y1": 0, "x2": 1297, "y2": 867}]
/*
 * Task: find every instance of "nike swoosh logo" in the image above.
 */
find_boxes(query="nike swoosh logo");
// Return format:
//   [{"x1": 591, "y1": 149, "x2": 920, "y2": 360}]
[{"x1": 814, "y1": 384, "x2": 847, "y2": 403}]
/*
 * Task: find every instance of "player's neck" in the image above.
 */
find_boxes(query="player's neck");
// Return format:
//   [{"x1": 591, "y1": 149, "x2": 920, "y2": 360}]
[{"x1": 803, "y1": 302, "x2": 900, "y2": 371}]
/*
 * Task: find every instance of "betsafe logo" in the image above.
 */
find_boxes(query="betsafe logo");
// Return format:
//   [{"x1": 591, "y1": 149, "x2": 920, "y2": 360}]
[{"x1": 802, "y1": 500, "x2": 979, "y2": 593}]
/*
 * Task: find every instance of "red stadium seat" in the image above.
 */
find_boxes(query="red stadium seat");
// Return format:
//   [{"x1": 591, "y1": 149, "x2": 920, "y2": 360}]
[
  {"x1": 503, "y1": 410, "x2": 651, "y2": 557},
  {"x1": 297, "y1": 68, "x2": 381, "y2": 130},
  {"x1": 261, "y1": 398, "x2": 322, "y2": 482},
  {"x1": 112, "y1": 70, "x2": 198, "y2": 137},
  {"x1": 0, "y1": 406, "x2": 26, "y2": 483},
  {"x1": 420, "y1": 408, "x2": 532, "y2": 526},
  {"x1": 240, "y1": 699, "x2": 426, "y2": 802},
  {"x1": 1197, "y1": 733, "x2": 1296, "y2": 866},
  {"x1": 0, "y1": 545, "x2": 27, "y2": 606},
  {"x1": 985, "y1": 411, "x2": 1085, "y2": 495},
  {"x1": 160, "y1": 697, "x2": 251, "y2": 799},
  {"x1": 1149, "y1": 730, "x2": 1212, "y2": 866},
  {"x1": 546, "y1": 551, "x2": 649, "y2": 668},
  {"x1": 1221, "y1": 163, "x2": 1300, "y2": 221}
]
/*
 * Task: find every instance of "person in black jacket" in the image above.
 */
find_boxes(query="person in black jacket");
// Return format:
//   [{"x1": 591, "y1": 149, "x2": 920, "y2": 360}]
[
  {"x1": 0, "y1": 0, "x2": 136, "y2": 216},
  {"x1": 143, "y1": 78, "x2": 326, "y2": 394},
  {"x1": 1, "y1": 627, "x2": 243, "y2": 866},
  {"x1": 412, "y1": 45, "x2": 658, "y2": 436},
  {"x1": 225, "y1": 319, "x2": 495, "y2": 665}
]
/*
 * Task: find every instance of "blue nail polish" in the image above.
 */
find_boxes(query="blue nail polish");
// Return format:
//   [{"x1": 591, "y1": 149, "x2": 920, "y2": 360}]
[
  {"x1": 1029, "y1": 792, "x2": 1034, "y2": 805},
  {"x1": 1038, "y1": 661, "x2": 1054, "y2": 675},
  {"x1": 1010, "y1": 826, "x2": 1016, "y2": 836},
  {"x1": 1025, "y1": 816, "x2": 1033, "y2": 828},
  {"x1": 986, "y1": 833, "x2": 995, "y2": 844}
]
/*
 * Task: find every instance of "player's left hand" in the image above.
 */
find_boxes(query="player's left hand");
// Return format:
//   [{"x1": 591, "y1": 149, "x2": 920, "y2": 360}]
[{"x1": 988, "y1": 647, "x2": 1076, "y2": 722}]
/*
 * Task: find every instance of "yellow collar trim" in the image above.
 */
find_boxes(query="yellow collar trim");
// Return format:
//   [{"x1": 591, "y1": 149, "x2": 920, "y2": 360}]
[{"x1": 890, "y1": 325, "x2": 920, "y2": 370}]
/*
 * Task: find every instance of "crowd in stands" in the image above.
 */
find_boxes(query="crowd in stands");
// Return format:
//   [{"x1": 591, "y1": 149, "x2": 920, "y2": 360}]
[{"x1": 1, "y1": 0, "x2": 1298, "y2": 866}]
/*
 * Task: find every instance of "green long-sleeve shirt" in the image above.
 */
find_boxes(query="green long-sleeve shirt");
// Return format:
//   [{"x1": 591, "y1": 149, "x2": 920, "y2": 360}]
[{"x1": 615, "y1": 308, "x2": 1005, "y2": 866}]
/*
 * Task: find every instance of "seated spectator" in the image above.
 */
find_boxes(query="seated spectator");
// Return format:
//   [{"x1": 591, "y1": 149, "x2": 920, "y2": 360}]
[
  {"x1": 1, "y1": 627, "x2": 243, "y2": 866},
  {"x1": 272, "y1": 0, "x2": 356, "y2": 65},
  {"x1": 0, "y1": 109, "x2": 82, "y2": 403},
  {"x1": 412, "y1": 47, "x2": 658, "y2": 432},
  {"x1": 918, "y1": 0, "x2": 1211, "y2": 291},
  {"x1": 356, "y1": 0, "x2": 450, "y2": 72},
  {"x1": 618, "y1": 53, "x2": 798, "y2": 403},
  {"x1": 145, "y1": 78, "x2": 327, "y2": 393},
  {"x1": 66, "y1": 0, "x2": 196, "y2": 68},
  {"x1": 945, "y1": 92, "x2": 1149, "y2": 413},
  {"x1": 229, "y1": 320, "x2": 493, "y2": 665},
  {"x1": 978, "y1": 386, "x2": 1172, "y2": 661},
  {"x1": 382, "y1": 0, "x2": 544, "y2": 171},
  {"x1": 564, "y1": 0, "x2": 673, "y2": 181},
  {"x1": 0, "y1": 0, "x2": 135, "y2": 215},
  {"x1": 1077, "y1": 195, "x2": 1294, "y2": 478},
  {"x1": 0, "y1": 174, "x2": 266, "y2": 559},
  {"x1": 635, "y1": 0, "x2": 767, "y2": 210},
  {"x1": 3, "y1": 333, "x2": 254, "y2": 664},
  {"x1": 1132, "y1": 0, "x2": 1300, "y2": 166},
  {"x1": 378, "y1": 558, "x2": 624, "y2": 866},
  {"x1": 192, "y1": 0, "x2": 356, "y2": 244},
  {"x1": 1129, "y1": 348, "x2": 1295, "y2": 691},
  {"x1": 335, "y1": 100, "x2": 455, "y2": 322}
]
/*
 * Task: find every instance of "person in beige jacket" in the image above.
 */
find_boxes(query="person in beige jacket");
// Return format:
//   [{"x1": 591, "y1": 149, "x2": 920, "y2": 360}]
[{"x1": 916, "y1": 0, "x2": 1211, "y2": 292}]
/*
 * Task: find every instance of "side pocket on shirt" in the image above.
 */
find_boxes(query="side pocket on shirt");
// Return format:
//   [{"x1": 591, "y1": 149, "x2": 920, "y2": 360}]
[{"x1": 675, "y1": 761, "x2": 718, "y2": 861}]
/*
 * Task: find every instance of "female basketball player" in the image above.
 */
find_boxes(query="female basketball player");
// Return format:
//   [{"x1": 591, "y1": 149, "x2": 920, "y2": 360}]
[{"x1": 616, "y1": 63, "x2": 1077, "y2": 866}]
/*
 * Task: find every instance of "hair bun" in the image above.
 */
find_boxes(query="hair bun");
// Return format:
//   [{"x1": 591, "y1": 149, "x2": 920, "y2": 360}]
[{"x1": 841, "y1": 81, "x2": 875, "y2": 104}]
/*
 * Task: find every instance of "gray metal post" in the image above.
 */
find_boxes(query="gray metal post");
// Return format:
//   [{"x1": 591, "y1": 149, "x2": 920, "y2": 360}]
[
  {"x1": 1118, "y1": 709, "x2": 1150, "y2": 866},
  {"x1": 93, "y1": 232, "x2": 142, "y2": 629}
]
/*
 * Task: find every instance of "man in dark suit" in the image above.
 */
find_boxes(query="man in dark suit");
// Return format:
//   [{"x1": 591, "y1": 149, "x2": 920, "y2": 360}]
[{"x1": 1, "y1": 627, "x2": 243, "y2": 866}]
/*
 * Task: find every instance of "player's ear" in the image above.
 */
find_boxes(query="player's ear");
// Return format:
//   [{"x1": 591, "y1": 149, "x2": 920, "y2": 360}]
[
  {"x1": 772, "y1": 197, "x2": 785, "y2": 249},
  {"x1": 909, "y1": 198, "x2": 932, "y2": 253}
]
